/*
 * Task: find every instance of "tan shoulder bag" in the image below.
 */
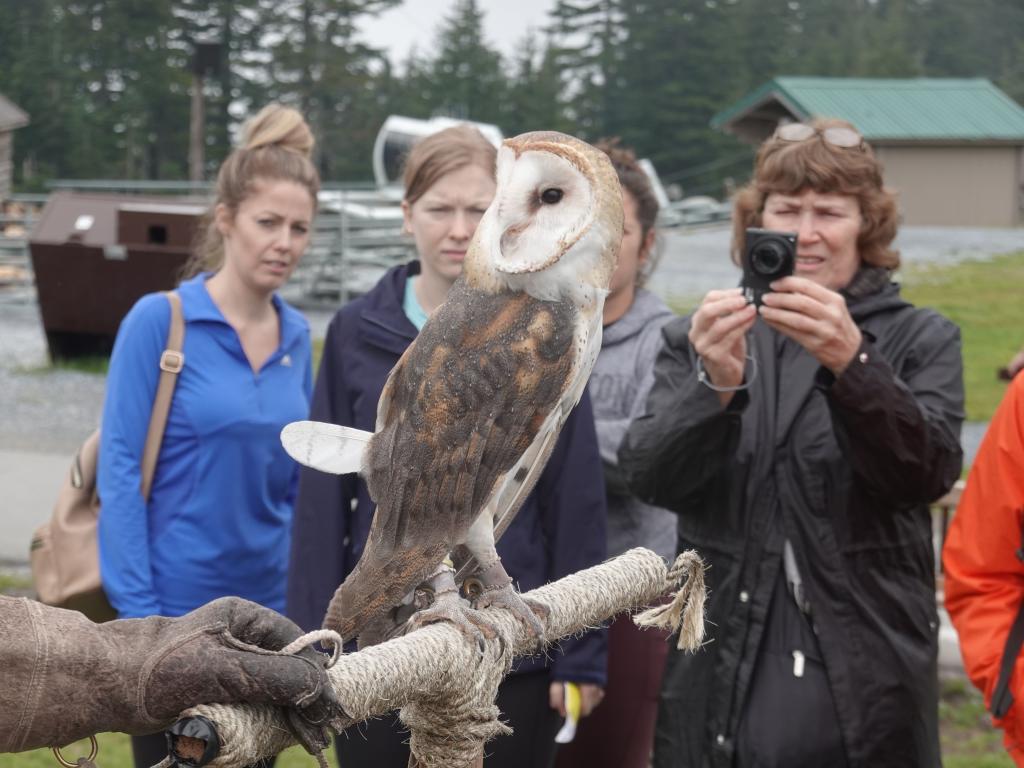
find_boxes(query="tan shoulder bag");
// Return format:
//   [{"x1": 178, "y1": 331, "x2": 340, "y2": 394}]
[{"x1": 29, "y1": 291, "x2": 185, "y2": 621}]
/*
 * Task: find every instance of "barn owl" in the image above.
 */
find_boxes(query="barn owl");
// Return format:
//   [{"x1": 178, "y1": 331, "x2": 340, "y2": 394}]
[{"x1": 282, "y1": 131, "x2": 623, "y2": 647}]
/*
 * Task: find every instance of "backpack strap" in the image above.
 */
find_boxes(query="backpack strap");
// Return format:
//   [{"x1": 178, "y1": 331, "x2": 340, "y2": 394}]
[
  {"x1": 139, "y1": 292, "x2": 185, "y2": 502},
  {"x1": 991, "y1": 514, "x2": 1024, "y2": 718}
]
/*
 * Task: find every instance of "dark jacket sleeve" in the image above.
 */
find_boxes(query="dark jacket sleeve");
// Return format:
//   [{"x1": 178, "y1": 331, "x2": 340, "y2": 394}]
[
  {"x1": 540, "y1": 391, "x2": 609, "y2": 686},
  {"x1": 286, "y1": 313, "x2": 361, "y2": 632},
  {"x1": 619, "y1": 317, "x2": 747, "y2": 512},
  {"x1": 820, "y1": 313, "x2": 964, "y2": 504}
]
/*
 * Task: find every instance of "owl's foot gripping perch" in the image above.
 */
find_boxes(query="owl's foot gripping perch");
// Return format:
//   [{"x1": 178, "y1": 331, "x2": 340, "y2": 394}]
[
  {"x1": 404, "y1": 565, "x2": 500, "y2": 654},
  {"x1": 467, "y1": 560, "x2": 548, "y2": 646}
]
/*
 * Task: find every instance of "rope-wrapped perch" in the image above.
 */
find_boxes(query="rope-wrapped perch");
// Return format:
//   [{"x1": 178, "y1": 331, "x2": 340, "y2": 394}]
[{"x1": 175, "y1": 547, "x2": 706, "y2": 768}]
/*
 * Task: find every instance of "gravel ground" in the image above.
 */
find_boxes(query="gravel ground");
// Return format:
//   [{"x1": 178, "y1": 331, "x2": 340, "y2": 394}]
[
  {"x1": 0, "y1": 294, "x2": 106, "y2": 453},
  {"x1": 0, "y1": 224, "x2": 1020, "y2": 455}
]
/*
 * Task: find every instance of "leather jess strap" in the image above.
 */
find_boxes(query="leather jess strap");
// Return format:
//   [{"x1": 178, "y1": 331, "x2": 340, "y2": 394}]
[{"x1": 140, "y1": 292, "x2": 185, "y2": 502}]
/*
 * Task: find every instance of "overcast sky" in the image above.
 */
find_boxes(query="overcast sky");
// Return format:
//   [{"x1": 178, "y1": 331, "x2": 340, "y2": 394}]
[{"x1": 359, "y1": 0, "x2": 559, "y2": 67}]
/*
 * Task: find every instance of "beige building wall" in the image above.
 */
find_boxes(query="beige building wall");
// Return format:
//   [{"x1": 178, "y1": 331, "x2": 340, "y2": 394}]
[{"x1": 874, "y1": 145, "x2": 1022, "y2": 227}]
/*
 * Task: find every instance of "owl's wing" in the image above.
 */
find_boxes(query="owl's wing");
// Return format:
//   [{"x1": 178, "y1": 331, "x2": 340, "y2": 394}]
[
  {"x1": 324, "y1": 282, "x2": 578, "y2": 639},
  {"x1": 280, "y1": 421, "x2": 373, "y2": 475},
  {"x1": 453, "y1": 302, "x2": 603, "y2": 578}
]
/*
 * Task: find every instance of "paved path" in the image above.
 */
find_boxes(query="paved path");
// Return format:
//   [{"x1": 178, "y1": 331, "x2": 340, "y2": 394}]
[{"x1": 1, "y1": 449, "x2": 67, "y2": 566}]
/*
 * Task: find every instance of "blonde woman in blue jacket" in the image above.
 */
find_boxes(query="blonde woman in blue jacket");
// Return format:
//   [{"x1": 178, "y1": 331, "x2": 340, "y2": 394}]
[{"x1": 98, "y1": 104, "x2": 316, "y2": 768}]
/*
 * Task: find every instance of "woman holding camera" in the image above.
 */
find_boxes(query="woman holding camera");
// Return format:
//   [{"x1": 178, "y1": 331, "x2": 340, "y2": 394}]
[{"x1": 619, "y1": 118, "x2": 964, "y2": 767}]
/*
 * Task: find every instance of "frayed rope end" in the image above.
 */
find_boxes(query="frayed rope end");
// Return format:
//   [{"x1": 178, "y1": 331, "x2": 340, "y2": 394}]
[{"x1": 633, "y1": 550, "x2": 706, "y2": 652}]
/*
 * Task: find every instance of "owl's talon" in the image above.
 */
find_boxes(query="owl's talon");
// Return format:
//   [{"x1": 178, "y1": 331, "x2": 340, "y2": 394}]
[
  {"x1": 474, "y1": 584, "x2": 547, "y2": 646},
  {"x1": 404, "y1": 590, "x2": 498, "y2": 654}
]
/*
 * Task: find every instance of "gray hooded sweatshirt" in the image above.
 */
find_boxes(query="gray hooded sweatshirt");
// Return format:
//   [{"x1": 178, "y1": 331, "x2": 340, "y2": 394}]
[{"x1": 589, "y1": 288, "x2": 677, "y2": 562}]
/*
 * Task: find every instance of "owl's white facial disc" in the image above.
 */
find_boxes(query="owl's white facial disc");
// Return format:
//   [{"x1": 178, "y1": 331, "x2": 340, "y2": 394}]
[{"x1": 490, "y1": 148, "x2": 594, "y2": 275}]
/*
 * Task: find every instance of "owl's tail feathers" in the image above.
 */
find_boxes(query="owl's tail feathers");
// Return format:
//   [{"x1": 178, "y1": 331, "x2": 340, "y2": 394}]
[
  {"x1": 281, "y1": 420, "x2": 372, "y2": 475},
  {"x1": 323, "y1": 545, "x2": 450, "y2": 647},
  {"x1": 322, "y1": 581, "x2": 357, "y2": 643}
]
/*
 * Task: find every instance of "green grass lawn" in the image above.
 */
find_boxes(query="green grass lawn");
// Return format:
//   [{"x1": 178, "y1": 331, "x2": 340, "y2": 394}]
[
  {"x1": 17, "y1": 356, "x2": 111, "y2": 376},
  {"x1": 900, "y1": 252, "x2": 1024, "y2": 422},
  {"x1": 940, "y1": 676, "x2": 1014, "y2": 768},
  {"x1": 0, "y1": 572, "x2": 32, "y2": 595},
  {"x1": 313, "y1": 336, "x2": 324, "y2": 374}
]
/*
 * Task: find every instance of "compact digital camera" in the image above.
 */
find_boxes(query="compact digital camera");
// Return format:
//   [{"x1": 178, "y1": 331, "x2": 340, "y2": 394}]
[{"x1": 741, "y1": 228, "x2": 797, "y2": 307}]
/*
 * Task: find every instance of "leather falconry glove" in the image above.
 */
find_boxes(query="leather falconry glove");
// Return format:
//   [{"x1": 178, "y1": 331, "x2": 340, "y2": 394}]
[{"x1": 0, "y1": 595, "x2": 341, "y2": 756}]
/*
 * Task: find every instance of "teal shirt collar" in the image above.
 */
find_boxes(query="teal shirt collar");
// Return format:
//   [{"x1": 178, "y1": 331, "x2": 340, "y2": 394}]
[{"x1": 402, "y1": 275, "x2": 429, "y2": 331}]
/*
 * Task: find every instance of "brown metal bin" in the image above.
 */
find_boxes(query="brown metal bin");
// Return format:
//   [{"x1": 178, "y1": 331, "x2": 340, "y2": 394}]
[{"x1": 29, "y1": 191, "x2": 206, "y2": 359}]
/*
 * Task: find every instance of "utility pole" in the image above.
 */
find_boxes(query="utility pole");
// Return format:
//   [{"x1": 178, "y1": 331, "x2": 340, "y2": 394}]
[{"x1": 189, "y1": 41, "x2": 223, "y2": 183}]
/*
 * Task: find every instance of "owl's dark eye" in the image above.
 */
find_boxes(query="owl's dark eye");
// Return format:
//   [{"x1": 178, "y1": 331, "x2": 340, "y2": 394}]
[{"x1": 540, "y1": 187, "x2": 564, "y2": 205}]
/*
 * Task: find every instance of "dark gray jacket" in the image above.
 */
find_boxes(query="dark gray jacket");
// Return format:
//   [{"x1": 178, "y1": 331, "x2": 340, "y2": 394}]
[{"x1": 620, "y1": 281, "x2": 964, "y2": 768}]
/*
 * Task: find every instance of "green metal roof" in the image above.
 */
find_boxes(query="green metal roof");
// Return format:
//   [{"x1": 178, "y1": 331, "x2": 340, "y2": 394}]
[{"x1": 712, "y1": 77, "x2": 1024, "y2": 141}]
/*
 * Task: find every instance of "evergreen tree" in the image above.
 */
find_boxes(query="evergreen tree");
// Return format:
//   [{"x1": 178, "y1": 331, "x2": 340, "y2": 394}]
[
  {"x1": 171, "y1": 0, "x2": 268, "y2": 174},
  {"x1": 732, "y1": 0, "x2": 805, "y2": 91},
  {"x1": 0, "y1": 0, "x2": 75, "y2": 186},
  {"x1": 502, "y1": 34, "x2": 574, "y2": 136},
  {"x1": 427, "y1": 0, "x2": 507, "y2": 125},
  {"x1": 547, "y1": 0, "x2": 628, "y2": 139},
  {"x1": 248, "y1": 0, "x2": 399, "y2": 179},
  {"x1": 615, "y1": 0, "x2": 749, "y2": 196},
  {"x1": 391, "y1": 48, "x2": 441, "y2": 120},
  {"x1": 2, "y1": 0, "x2": 1022, "y2": 189}
]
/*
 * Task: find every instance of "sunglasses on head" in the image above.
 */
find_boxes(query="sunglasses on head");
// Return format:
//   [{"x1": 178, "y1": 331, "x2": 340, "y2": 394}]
[{"x1": 774, "y1": 123, "x2": 864, "y2": 149}]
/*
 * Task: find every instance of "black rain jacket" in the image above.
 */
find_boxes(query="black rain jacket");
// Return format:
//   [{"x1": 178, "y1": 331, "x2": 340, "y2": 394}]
[{"x1": 620, "y1": 281, "x2": 964, "y2": 768}]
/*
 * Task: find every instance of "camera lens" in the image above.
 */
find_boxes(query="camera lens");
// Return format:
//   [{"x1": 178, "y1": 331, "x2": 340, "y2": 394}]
[{"x1": 751, "y1": 241, "x2": 785, "y2": 276}]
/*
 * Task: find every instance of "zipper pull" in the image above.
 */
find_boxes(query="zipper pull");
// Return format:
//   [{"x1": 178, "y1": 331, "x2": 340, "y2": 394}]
[{"x1": 792, "y1": 649, "x2": 805, "y2": 678}]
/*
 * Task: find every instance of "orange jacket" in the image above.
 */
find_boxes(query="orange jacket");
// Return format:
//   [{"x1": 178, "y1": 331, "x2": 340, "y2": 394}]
[{"x1": 945, "y1": 372, "x2": 1024, "y2": 765}]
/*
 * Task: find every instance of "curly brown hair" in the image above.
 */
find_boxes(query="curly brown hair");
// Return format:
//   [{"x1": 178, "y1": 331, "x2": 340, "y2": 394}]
[{"x1": 730, "y1": 117, "x2": 900, "y2": 270}]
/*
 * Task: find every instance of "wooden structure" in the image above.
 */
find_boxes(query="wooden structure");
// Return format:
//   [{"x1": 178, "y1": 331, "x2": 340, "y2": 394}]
[{"x1": 0, "y1": 93, "x2": 29, "y2": 202}]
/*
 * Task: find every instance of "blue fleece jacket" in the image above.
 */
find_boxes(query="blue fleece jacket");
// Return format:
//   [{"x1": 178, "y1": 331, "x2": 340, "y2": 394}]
[
  {"x1": 286, "y1": 261, "x2": 609, "y2": 685},
  {"x1": 98, "y1": 273, "x2": 312, "y2": 618}
]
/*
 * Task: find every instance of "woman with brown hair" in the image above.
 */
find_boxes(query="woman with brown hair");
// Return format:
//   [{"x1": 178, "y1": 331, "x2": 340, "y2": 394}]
[
  {"x1": 620, "y1": 118, "x2": 964, "y2": 767},
  {"x1": 98, "y1": 103, "x2": 318, "y2": 768},
  {"x1": 287, "y1": 124, "x2": 608, "y2": 768}
]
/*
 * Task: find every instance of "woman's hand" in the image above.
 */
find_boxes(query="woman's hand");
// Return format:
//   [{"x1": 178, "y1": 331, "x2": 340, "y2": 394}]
[
  {"x1": 759, "y1": 277, "x2": 862, "y2": 376},
  {"x1": 549, "y1": 681, "x2": 606, "y2": 718},
  {"x1": 687, "y1": 288, "x2": 757, "y2": 406}
]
